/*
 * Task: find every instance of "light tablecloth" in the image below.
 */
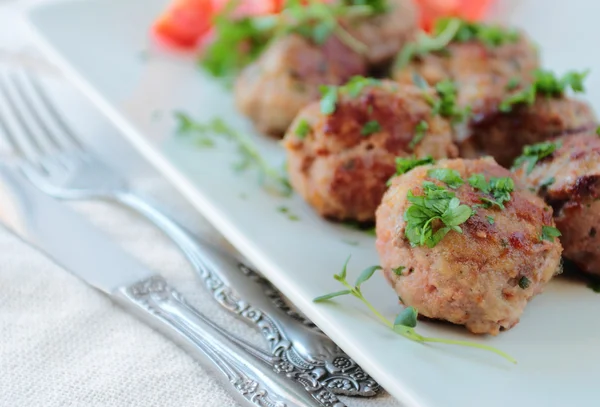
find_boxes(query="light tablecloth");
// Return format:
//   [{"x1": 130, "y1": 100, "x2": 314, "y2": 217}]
[{"x1": 0, "y1": 1, "x2": 401, "y2": 406}]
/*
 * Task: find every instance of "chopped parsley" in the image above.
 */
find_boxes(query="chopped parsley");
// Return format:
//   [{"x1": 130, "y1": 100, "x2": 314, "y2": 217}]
[
  {"x1": 505, "y1": 77, "x2": 520, "y2": 90},
  {"x1": 486, "y1": 215, "x2": 495, "y2": 225},
  {"x1": 427, "y1": 168, "x2": 465, "y2": 189},
  {"x1": 319, "y1": 85, "x2": 339, "y2": 114},
  {"x1": 318, "y1": 76, "x2": 380, "y2": 115},
  {"x1": 541, "y1": 225, "x2": 562, "y2": 242},
  {"x1": 468, "y1": 174, "x2": 515, "y2": 209},
  {"x1": 395, "y1": 17, "x2": 519, "y2": 69},
  {"x1": 409, "y1": 120, "x2": 429, "y2": 149},
  {"x1": 540, "y1": 177, "x2": 556, "y2": 189},
  {"x1": 500, "y1": 69, "x2": 589, "y2": 112},
  {"x1": 174, "y1": 112, "x2": 291, "y2": 196},
  {"x1": 431, "y1": 80, "x2": 470, "y2": 123},
  {"x1": 361, "y1": 120, "x2": 381, "y2": 136},
  {"x1": 512, "y1": 141, "x2": 562, "y2": 174},
  {"x1": 597, "y1": 125, "x2": 600, "y2": 136},
  {"x1": 518, "y1": 276, "x2": 531, "y2": 289},
  {"x1": 393, "y1": 266, "x2": 406, "y2": 276},
  {"x1": 295, "y1": 119, "x2": 311, "y2": 138},
  {"x1": 394, "y1": 156, "x2": 435, "y2": 176},
  {"x1": 404, "y1": 182, "x2": 473, "y2": 248}
]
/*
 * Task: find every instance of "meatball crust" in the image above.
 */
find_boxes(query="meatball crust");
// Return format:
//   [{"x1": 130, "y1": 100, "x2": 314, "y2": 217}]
[
  {"x1": 284, "y1": 80, "x2": 458, "y2": 222},
  {"x1": 393, "y1": 34, "x2": 539, "y2": 118},
  {"x1": 515, "y1": 132, "x2": 600, "y2": 275},
  {"x1": 463, "y1": 97, "x2": 597, "y2": 167},
  {"x1": 234, "y1": 34, "x2": 367, "y2": 137},
  {"x1": 342, "y1": 0, "x2": 418, "y2": 66},
  {"x1": 376, "y1": 157, "x2": 562, "y2": 335}
]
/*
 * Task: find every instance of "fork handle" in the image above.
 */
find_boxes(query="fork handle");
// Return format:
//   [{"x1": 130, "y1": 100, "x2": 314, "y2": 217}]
[
  {"x1": 114, "y1": 275, "x2": 339, "y2": 407},
  {"x1": 113, "y1": 191, "x2": 378, "y2": 397}
]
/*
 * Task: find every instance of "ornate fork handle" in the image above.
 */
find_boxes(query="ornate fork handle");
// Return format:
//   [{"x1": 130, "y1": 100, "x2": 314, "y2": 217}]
[
  {"x1": 115, "y1": 191, "x2": 379, "y2": 397},
  {"x1": 114, "y1": 275, "x2": 346, "y2": 407}
]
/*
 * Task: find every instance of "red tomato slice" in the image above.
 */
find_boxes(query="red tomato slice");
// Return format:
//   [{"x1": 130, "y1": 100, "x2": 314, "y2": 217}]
[
  {"x1": 415, "y1": 0, "x2": 494, "y2": 31},
  {"x1": 153, "y1": 0, "x2": 215, "y2": 49}
]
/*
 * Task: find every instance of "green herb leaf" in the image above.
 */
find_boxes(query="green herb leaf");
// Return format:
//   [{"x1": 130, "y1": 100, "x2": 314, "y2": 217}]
[
  {"x1": 342, "y1": 76, "x2": 380, "y2": 97},
  {"x1": 404, "y1": 182, "x2": 473, "y2": 247},
  {"x1": 505, "y1": 77, "x2": 520, "y2": 90},
  {"x1": 518, "y1": 276, "x2": 531, "y2": 289},
  {"x1": 314, "y1": 290, "x2": 352, "y2": 302},
  {"x1": 512, "y1": 141, "x2": 562, "y2": 174},
  {"x1": 469, "y1": 175, "x2": 514, "y2": 210},
  {"x1": 338, "y1": 255, "x2": 351, "y2": 280},
  {"x1": 486, "y1": 215, "x2": 495, "y2": 225},
  {"x1": 468, "y1": 173, "x2": 489, "y2": 192},
  {"x1": 361, "y1": 120, "x2": 381, "y2": 136},
  {"x1": 409, "y1": 120, "x2": 429, "y2": 150},
  {"x1": 295, "y1": 119, "x2": 311, "y2": 138},
  {"x1": 541, "y1": 225, "x2": 562, "y2": 242},
  {"x1": 428, "y1": 168, "x2": 465, "y2": 189},
  {"x1": 355, "y1": 265, "x2": 383, "y2": 288},
  {"x1": 393, "y1": 266, "x2": 406, "y2": 276},
  {"x1": 431, "y1": 80, "x2": 470, "y2": 123},
  {"x1": 394, "y1": 307, "x2": 418, "y2": 328},
  {"x1": 540, "y1": 177, "x2": 555, "y2": 188},
  {"x1": 390, "y1": 156, "x2": 435, "y2": 185},
  {"x1": 173, "y1": 113, "x2": 291, "y2": 196},
  {"x1": 320, "y1": 85, "x2": 339, "y2": 115}
]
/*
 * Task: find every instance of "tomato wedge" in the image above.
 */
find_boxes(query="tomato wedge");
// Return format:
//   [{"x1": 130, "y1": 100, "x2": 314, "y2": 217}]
[
  {"x1": 153, "y1": 0, "x2": 215, "y2": 49},
  {"x1": 415, "y1": 0, "x2": 494, "y2": 31}
]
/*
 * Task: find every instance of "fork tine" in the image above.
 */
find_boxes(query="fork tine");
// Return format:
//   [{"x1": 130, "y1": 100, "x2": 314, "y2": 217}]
[
  {"x1": 0, "y1": 71, "x2": 45, "y2": 162},
  {"x1": 19, "y1": 71, "x2": 84, "y2": 151}
]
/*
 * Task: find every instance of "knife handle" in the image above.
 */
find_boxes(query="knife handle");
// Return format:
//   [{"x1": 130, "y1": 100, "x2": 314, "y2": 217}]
[
  {"x1": 113, "y1": 275, "x2": 345, "y2": 407},
  {"x1": 115, "y1": 191, "x2": 379, "y2": 397}
]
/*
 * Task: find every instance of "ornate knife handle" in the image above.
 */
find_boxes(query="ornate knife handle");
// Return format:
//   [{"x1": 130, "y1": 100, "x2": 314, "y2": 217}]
[
  {"x1": 114, "y1": 275, "x2": 346, "y2": 407},
  {"x1": 116, "y1": 192, "x2": 379, "y2": 397}
]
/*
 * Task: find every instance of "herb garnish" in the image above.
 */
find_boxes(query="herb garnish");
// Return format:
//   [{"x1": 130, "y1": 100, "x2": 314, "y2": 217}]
[
  {"x1": 429, "y1": 80, "x2": 470, "y2": 123},
  {"x1": 319, "y1": 76, "x2": 380, "y2": 115},
  {"x1": 486, "y1": 216, "x2": 495, "y2": 225},
  {"x1": 468, "y1": 175, "x2": 514, "y2": 210},
  {"x1": 201, "y1": 0, "x2": 387, "y2": 79},
  {"x1": 409, "y1": 120, "x2": 429, "y2": 150},
  {"x1": 361, "y1": 120, "x2": 381, "y2": 136},
  {"x1": 314, "y1": 257, "x2": 516, "y2": 363},
  {"x1": 295, "y1": 119, "x2": 311, "y2": 138},
  {"x1": 427, "y1": 168, "x2": 464, "y2": 189},
  {"x1": 499, "y1": 69, "x2": 589, "y2": 112},
  {"x1": 518, "y1": 276, "x2": 531, "y2": 289},
  {"x1": 512, "y1": 141, "x2": 562, "y2": 174},
  {"x1": 541, "y1": 225, "x2": 562, "y2": 242},
  {"x1": 395, "y1": 17, "x2": 519, "y2": 70},
  {"x1": 320, "y1": 85, "x2": 339, "y2": 114},
  {"x1": 387, "y1": 156, "x2": 435, "y2": 186},
  {"x1": 393, "y1": 266, "x2": 406, "y2": 276},
  {"x1": 175, "y1": 112, "x2": 292, "y2": 196},
  {"x1": 540, "y1": 177, "x2": 555, "y2": 189},
  {"x1": 404, "y1": 182, "x2": 473, "y2": 247},
  {"x1": 505, "y1": 77, "x2": 520, "y2": 91}
]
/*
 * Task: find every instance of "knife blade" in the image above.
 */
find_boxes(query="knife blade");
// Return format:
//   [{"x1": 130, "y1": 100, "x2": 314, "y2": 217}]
[{"x1": 0, "y1": 165, "x2": 347, "y2": 407}]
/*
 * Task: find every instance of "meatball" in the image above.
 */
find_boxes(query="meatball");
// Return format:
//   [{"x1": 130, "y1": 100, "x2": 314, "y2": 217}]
[
  {"x1": 393, "y1": 33, "x2": 539, "y2": 118},
  {"x1": 514, "y1": 132, "x2": 600, "y2": 275},
  {"x1": 462, "y1": 96, "x2": 597, "y2": 167},
  {"x1": 284, "y1": 80, "x2": 458, "y2": 222},
  {"x1": 342, "y1": 0, "x2": 418, "y2": 66},
  {"x1": 376, "y1": 157, "x2": 562, "y2": 335},
  {"x1": 234, "y1": 34, "x2": 367, "y2": 137}
]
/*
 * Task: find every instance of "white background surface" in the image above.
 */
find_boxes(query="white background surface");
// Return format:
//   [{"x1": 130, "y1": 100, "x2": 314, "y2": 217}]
[
  {"x1": 23, "y1": 0, "x2": 600, "y2": 407},
  {"x1": 0, "y1": 1, "x2": 400, "y2": 406}
]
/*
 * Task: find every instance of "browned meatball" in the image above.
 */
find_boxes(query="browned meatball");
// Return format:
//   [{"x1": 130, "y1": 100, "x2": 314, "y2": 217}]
[
  {"x1": 234, "y1": 34, "x2": 367, "y2": 137},
  {"x1": 342, "y1": 0, "x2": 418, "y2": 66},
  {"x1": 463, "y1": 97, "x2": 597, "y2": 167},
  {"x1": 514, "y1": 132, "x2": 600, "y2": 276},
  {"x1": 376, "y1": 157, "x2": 562, "y2": 335},
  {"x1": 394, "y1": 33, "x2": 539, "y2": 118},
  {"x1": 284, "y1": 80, "x2": 458, "y2": 222}
]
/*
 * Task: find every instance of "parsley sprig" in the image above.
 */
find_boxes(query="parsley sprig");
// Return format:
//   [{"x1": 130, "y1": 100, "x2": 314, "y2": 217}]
[
  {"x1": 175, "y1": 112, "x2": 292, "y2": 196},
  {"x1": 387, "y1": 156, "x2": 435, "y2": 186},
  {"x1": 395, "y1": 17, "x2": 519, "y2": 70},
  {"x1": 314, "y1": 258, "x2": 516, "y2": 363},
  {"x1": 404, "y1": 182, "x2": 473, "y2": 247},
  {"x1": 319, "y1": 76, "x2": 381, "y2": 114},
  {"x1": 499, "y1": 69, "x2": 589, "y2": 112},
  {"x1": 541, "y1": 225, "x2": 561, "y2": 242},
  {"x1": 512, "y1": 140, "x2": 562, "y2": 174}
]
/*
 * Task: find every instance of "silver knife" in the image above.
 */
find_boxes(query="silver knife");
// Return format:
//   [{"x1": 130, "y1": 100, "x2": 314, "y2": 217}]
[{"x1": 0, "y1": 165, "x2": 347, "y2": 407}]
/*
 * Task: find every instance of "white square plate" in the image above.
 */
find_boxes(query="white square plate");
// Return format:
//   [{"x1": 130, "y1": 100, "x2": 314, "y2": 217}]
[{"x1": 26, "y1": 1, "x2": 600, "y2": 406}]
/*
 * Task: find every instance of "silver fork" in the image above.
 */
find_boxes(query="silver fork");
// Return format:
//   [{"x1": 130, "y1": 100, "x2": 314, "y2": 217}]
[{"x1": 0, "y1": 70, "x2": 379, "y2": 397}]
